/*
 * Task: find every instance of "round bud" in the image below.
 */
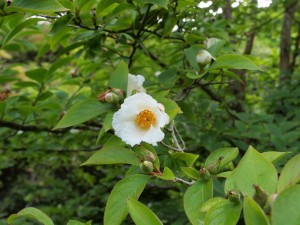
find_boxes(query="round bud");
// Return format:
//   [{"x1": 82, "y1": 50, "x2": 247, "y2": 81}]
[
  {"x1": 227, "y1": 190, "x2": 241, "y2": 204},
  {"x1": 196, "y1": 50, "x2": 213, "y2": 66},
  {"x1": 144, "y1": 151, "x2": 156, "y2": 163},
  {"x1": 199, "y1": 168, "x2": 210, "y2": 181},
  {"x1": 105, "y1": 92, "x2": 119, "y2": 104},
  {"x1": 207, "y1": 164, "x2": 218, "y2": 175},
  {"x1": 140, "y1": 161, "x2": 154, "y2": 174}
]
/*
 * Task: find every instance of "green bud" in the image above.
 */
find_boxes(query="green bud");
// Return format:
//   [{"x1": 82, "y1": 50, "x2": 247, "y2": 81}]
[
  {"x1": 140, "y1": 161, "x2": 153, "y2": 174},
  {"x1": 199, "y1": 168, "x2": 210, "y2": 181},
  {"x1": 105, "y1": 92, "x2": 119, "y2": 104},
  {"x1": 206, "y1": 156, "x2": 224, "y2": 175},
  {"x1": 253, "y1": 185, "x2": 269, "y2": 208},
  {"x1": 227, "y1": 190, "x2": 241, "y2": 204},
  {"x1": 111, "y1": 88, "x2": 125, "y2": 101}
]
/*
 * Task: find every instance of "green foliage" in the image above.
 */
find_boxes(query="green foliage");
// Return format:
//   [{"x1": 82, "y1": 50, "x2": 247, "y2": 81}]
[
  {"x1": 127, "y1": 197, "x2": 163, "y2": 225},
  {"x1": 7, "y1": 207, "x2": 54, "y2": 225}
]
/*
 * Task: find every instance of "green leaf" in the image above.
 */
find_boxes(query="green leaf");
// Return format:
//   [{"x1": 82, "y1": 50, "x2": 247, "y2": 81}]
[
  {"x1": 67, "y1": 220, "x2": 92, "y2": 225},
  {"x1": 103, "y1": 111, "x2": 114, "y2": 132},
  {"x1": 225, "y1": 146, "x2": 277, "y2": 196},
  {"x1": 155, "y1": 167, "x2": 175, "y2": 181},
  {"x1": 204, "y1": 200, "x2": 242, "y2": 225},
  {"x1": 134, "y1": 0, "x2": 169, "y2": 8},
  {"x1": 2, "y1": 18, "x2": 43, "y2": 47},
  {"x1": 243, "y1": 196, "x2": 270, "y2": 225},
  {"x1": 209, "y1": 54, "x2": 262, "y2": 71},
  {"x1": 204, "y1": 147, "x2": 239, "y2": 170},
  {"x1": 127, "y1": 197, "x2": 163, "y2": 225},
  {"x1": 155, "y1": 97, "x2": 181, "y2": 120},
  {"x1": 181, "y1": 167, "x2": 200, "y2": 180},
  {"x1": 200, "y1": 197, "x2": 227, "y2": 212},
  {"x1": 277, "y1": 154, "x2": 300, "y2": 192},
  {"x1": 104, "y1": 174, "x2": 150, "y2": 225},
  {"x1": 54, "y1": 99, "x2": 111, "y2": 129},
  {"x1": 9, "y1": 0, "x2": 68, "y2": 13},
  {"x1": 272, "y1": 185, "x2": 300, "y2": 225},
  {"x1": 82, "y1": 136, "x2": 140, "y2": 166},
  {"x1": 48, "y1": 57, "x2": 73, "y2": 75},
  {"x1": 108, "y1": 61, "x2": 128, "y2": 91},
  {"x1": 184, "y1": 46, "x2": 200, "y2": 70},
  {"x1": 157, "y1": 68, "x2": 177, "y2": 88},
  {"x1": 184, "y1": 180, "x2": 213, "y2": 225},
  {"x1": 261, "y1": 151, "x2": 290, "y2": 165},
  {"x1": 49, "y1": 14, "x2": 74, "y2": 37},
  {"x1": 7, "y1": 207, "x2": 54, "y2": 225},
  {"x1": 25, "y1": 68, "x2": 48, "y2": 84}
]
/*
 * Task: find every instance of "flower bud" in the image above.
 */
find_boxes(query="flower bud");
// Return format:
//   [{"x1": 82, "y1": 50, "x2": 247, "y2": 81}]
[
  {"x1": 227, "y1": 190, "x2": 241, "y2": 204},
  {"x1": 196, "y1": 50, "x2": 213, "y2": 66},
  {"x1": 140, "y1": 161, "x2": 154, "y2": 174},
  {"x1": 70, "y1": 68, "x2": 78, "y2": 78},
  {"x1": 199, "y1": 167, "x2": 210, "y2": 181},
  {"x1": 104, "y1": 92, "x2": 119, "y2": 104},
  {"x1": 0, "y1": 90, "x2": 9, "y2": 101},
  {"x1": 206, "y1": 38, "x2": 220, "y2": 48},
  {"x1": 253, "y1": 185, "x2": 269, "y2": 208},
  {"x1": 206, "y1": 156, "x2": 224, "y2": 175},
  {"x1": 144, "y1": 151, "x2": 156, "y2": 163},
  {"x1": 111, "y1": 88, "x2": 125, "y2": 100}
]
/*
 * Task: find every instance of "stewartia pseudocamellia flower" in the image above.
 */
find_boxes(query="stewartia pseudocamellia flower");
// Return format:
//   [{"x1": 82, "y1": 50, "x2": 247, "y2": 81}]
[{"x1": 112, "y1": 93, "x2": 169, "y2": 146}]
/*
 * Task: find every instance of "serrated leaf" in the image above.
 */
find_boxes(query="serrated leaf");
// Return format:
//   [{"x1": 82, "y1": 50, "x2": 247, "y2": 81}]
[
  {"x1": 7, "y1": 207, "x2": 54, "y2": 225},
  {"x1": 108, "y1": 61, "x2": 128, "y2": 91},
  {"x1": 225, "y1": 146, "x2": 278, "y2": 196},
  {"x1": 272, "y1": 185, "x2": 300, "y2": 225},
  {"x1": 209, "y1": 54, "x2": 262, "y2": 71},
  {"x1": 155, "y1": 167, "x2": 175, "y2": 181},
  {"x1": 204, "y1": 147, "x2": 239, "y2": 170},
  {"x1": 184, "y1": 180, "x2": 213, "y2": 225},
  {"x1": 244, "y1": 196, "x2": 270, "y2": 225},
  {"x1": 204, "y1": 200, "x2": 242, "y2": 225},
  {"x1": 104, "y1": 174, "x2": 150, "y2": 225},
  {"x1": 127, "y1": 198, "x2": 163, "y2": 225},
  {"x1": 82, "y1": 136, "x2": 140, "y2": 166},
  {"x1": 277, "y1": 154, "x2": 300, "y2": 192},
  {"x1": 8, "y1": 0, "x2": 68, "y2": 13},
  {"x1": 54, "y1": 99, "x2": 111, "y2": 129}
]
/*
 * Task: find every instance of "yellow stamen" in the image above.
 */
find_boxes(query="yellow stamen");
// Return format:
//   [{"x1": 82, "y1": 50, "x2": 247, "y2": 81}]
[{"x1": 135, "y1": 110, "x2": 156, "y2": 129}]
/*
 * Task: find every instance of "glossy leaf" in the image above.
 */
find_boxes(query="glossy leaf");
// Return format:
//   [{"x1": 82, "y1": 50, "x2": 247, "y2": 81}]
[
  {"x1": 204, "y1": 200, "x2": 242, "y2": 225},
  {"x1": 181, "y1": 167, "x2": 200, "y2": 180},
  {"x1": 82, "y1": 136, "x2": 140, "y2": 166},
  {"x1": 25, "y1": 68, "x2": 48, "y2": 84},
  {"x1": 243, "y1": 196, "x2": 270, "y2": 225},
  {"x1": 262, "y1": 151, "x2": 290, "y2": 164},
  {"x1": 2, "y1": 18, "x2": 43, "y2": 47},
  {"x1": 155, "y1": 167, "x2": 175, "y2": 181},
  {"x1": 9, "y1": 0, "x2": 67, "y2": 13},
  {"x1": 184, "y1": 180, "x2": 213, "y2": 225},
  {"x1": 225, "y1": 146, "x2": 277, "y2": 196},
  {"x1": 209, "y1": 54, "x2": 262, "y2": 71},
  {"x1": 127, "y1": 197, "x2": 163, "y2": 225},
  {"x1": 54, "y1": 99, "x2": 111, "y2": 129},
  {"x1": 104, "y1": 174, "x2": 150, "y2": 225},
  {"x1": 7, "y1": 207, "x2": 54, "y2": 225},
  {"x1": 49, "y1": 14, "x2": 74, "y2": 37},
  {"x1": 277, "y1": 154, "x2": 300, "y2": 192},
  {"x1": 204, "y1": 147, "x2": 239, "y2": 170},
  {"x1": 108, "y1": 60, "x2": 128, "y2": 91},
  {"x1": 272, "y1": 185, "x2": 300, "y2": 225}
]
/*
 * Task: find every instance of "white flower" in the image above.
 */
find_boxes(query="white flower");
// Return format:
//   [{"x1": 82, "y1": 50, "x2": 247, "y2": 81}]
[
  {"x1": 205, "y1": 37, "x2": 220, "y2": 48},
  {"x1": 112, "y1": 93, "x2": 169, "y2": 146},
  {"x1": 127, "y1": 74, "x2": 146, "y2": 96}
]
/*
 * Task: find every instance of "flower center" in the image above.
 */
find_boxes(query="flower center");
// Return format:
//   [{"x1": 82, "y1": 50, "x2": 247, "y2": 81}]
[{"x1": 135, "y1": 110, "x2": 156, "y2": 129}]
